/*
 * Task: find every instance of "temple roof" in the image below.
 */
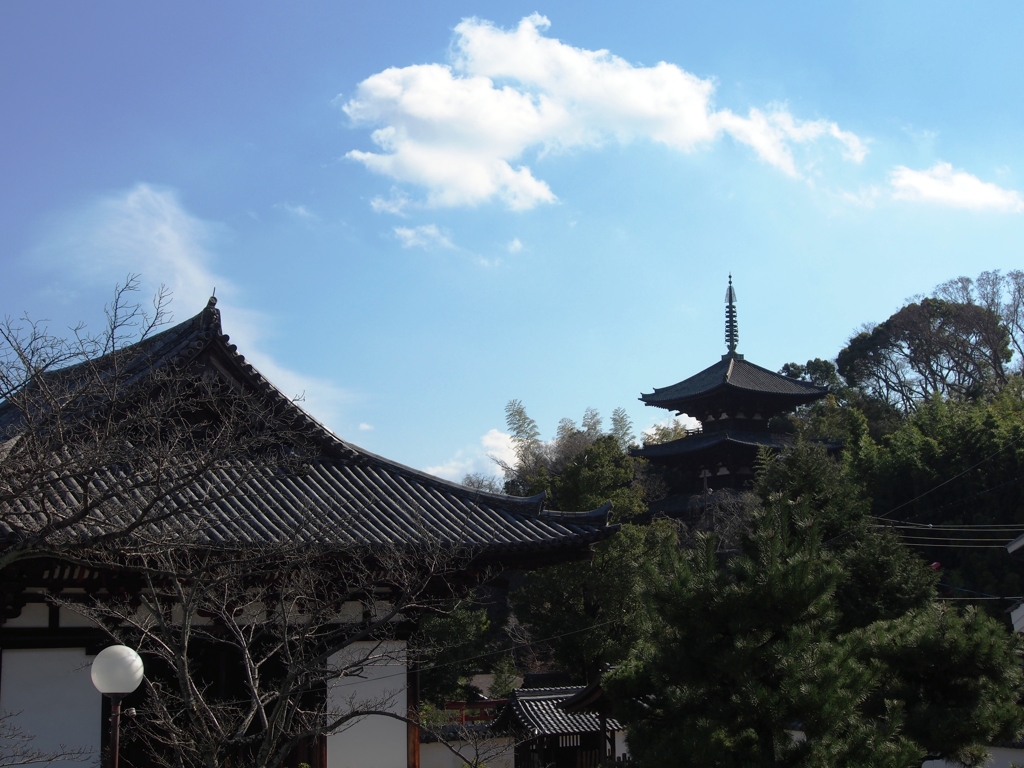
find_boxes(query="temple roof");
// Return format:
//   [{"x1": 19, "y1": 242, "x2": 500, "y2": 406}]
[
  {"x1": 640, "y1": 353, "x2": 827, "y2": 415},
  {"x1": 494, "y1": 687, "x2": 622, "y2": 736},
  {"x1": 633, "y1": 428, "x2": 793, "y2": 461},
  {"x1": 0, "y1": 299, "x2": 616, "y2": 564}
]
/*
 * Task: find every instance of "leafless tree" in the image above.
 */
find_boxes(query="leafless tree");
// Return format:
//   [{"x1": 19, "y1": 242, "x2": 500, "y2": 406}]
[
  {"x1": 0, "y1": 278, "x2": 312, "y2": 570},
  {"x1": 675, "y1": 489, "x2": 751, "y2": 553},
  {"x1": 0, "y1": 714, "x2": 92, "y2": 767},
  {"x1": 0, "y1": 283, "x2": 573, "y2": 768},
  {"x1": 837, "y1": 295, "x2": 1012, "y2": 413},
  {"x1": 59, "y1": 536, "x2": 479, "y2": 768},
  {"x1": 934, "y1": 268, "x2": 1024, "y2": 373},
  {"x1": 418, "y1": 720, "x2": 517, "y2": 768}
]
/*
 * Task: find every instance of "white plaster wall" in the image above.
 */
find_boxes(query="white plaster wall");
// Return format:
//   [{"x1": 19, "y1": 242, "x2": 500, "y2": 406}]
[
  {"x1": 613, "y1": 729, "x2": 630, "y2": 761},
  {"x1": 0, "y1": 648, "x2": 101, "y2": 766},
  {"x1": 925, "y1": 747, "x2": 1024, "y2": 768},
  {"x1": 326, "y1": 641, "x2": 407, "y2": 768},
  {"x1": 421, "y1": 738, "x2": 514, "y2": 768},
  {"x1": 59, "y1": 606, "x2": 98, "y2": 628},
  {"x1": 3, "y1": 603, "x2": 48, "y2": 628}
]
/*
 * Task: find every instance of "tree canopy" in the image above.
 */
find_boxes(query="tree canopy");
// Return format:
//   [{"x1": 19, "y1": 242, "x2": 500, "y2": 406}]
[
  {"x1": 835, "y1": 270, "x2": 1024, "y2": 415},
  {"x1": 606, "y1": 442, "x2": 1023, "y2": 768}
]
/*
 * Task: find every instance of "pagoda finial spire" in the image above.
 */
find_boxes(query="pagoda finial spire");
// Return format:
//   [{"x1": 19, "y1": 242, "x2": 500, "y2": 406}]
[{"x1": 725, "y1": 274, "x2": 738, "y2": 354}]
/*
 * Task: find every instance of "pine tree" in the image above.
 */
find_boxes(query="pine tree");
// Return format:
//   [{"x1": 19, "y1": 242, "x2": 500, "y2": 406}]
[{"x1": 606, "y1": 442, "x2": 1023, "y2": 768}]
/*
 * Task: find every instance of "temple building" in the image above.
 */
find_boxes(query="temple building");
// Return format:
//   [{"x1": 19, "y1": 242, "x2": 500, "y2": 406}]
[
  {"x1": 634, "y1": 277, "x2": 827, "y2": 509},
  {"x1": 0, "y1": 298, "x2": 617, "y2": 768}
]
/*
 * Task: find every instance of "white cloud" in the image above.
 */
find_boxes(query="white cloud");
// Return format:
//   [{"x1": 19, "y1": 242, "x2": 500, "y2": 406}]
[
  {"x1": 358, "y1": 423, "x2": 374, "y2": 431},
  {"x1": 275, "y1": 202, "x2": 316, "y2": 220},
  {"x1": 342, "y1": 14, "x2": 865, "y2": 209},
  {"x1": 890, "y1": 162, "x2": 1024, "y2": 212},
  {"x1": 480, "y1": 428, "x2": 516, "y2": 467},
  {"x1": 642, "y1": 414, "x2": 701, "y2": 442},
  {"x1": 424, "y1": 453, "x2": 475, "y2": 482},
  {"x1": 507, "y1": 237, "x2": 523, "y2": 253},
  {"x1": 394, "y1": 223, "x2": 454, "y2": 249},
  {"x1": 839, "y1": 185, "x2": 882, "y2": 208},
  {"x1": 370, "y1": 189, "x2": 411, "y2": 215},
  {"x1": 36, "y1": 183, "x2": 352, "y2": 428},
  {"x1": 425, "y1": 428, "x2": 513, "y2": 481}
]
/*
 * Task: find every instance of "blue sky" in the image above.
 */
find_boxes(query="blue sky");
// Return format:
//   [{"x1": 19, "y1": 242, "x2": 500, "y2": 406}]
[{"x1": 2, "y1": 2, "x2": 1023, "y2": 480}]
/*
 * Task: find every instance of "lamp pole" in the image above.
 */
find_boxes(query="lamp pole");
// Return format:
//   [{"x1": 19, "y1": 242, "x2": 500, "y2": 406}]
[{"x1": 91, "y1": 645, "x2": 144, "y2": 768}]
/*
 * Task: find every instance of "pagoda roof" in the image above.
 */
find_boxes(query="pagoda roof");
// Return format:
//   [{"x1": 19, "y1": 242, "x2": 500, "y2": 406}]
[
  {"x1": 0, "y1": 299, "x2": 616, "y2": 565},
  {"x1": 640, "y1": 353, "x2": 827, "y2": 414},
  {"x1": 633, "y1": 428, "x2": 792, "y2": 461}
]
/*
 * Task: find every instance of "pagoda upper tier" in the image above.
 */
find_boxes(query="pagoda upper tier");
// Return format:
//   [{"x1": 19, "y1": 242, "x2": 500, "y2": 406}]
[
  {"x1": 639, "y1": 351, "x2": 827, "y2": 428},
  {"x1": 633, "y1": 276, "x2": 827, "y2": 488},
  {"x1": 640, "y1": 274, "x2": 826, "y2": 429}
]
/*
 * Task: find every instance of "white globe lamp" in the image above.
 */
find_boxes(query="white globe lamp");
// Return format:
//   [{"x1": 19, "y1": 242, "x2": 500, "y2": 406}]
[
  {"x1": 91, "y1": 645, "x2": 144, "y2": 768},
  {"x1": 91, "y1": 645, "x2": 144, "y2": 695}
]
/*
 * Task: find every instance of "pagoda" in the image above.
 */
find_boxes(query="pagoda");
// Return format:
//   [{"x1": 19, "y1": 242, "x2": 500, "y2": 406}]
[{"x1": 634, "y1": 276, "x2": 827, "y2": 500}]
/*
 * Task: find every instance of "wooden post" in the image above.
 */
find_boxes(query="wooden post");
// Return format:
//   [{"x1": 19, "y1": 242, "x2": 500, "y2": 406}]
[
  {"x1": 107, "y1": 695, "x2": 123, "y2": 768},
  {"x1": 600, "y1": 711, "x2": 608, "y2": 767},
  {"x1": 407, "y1": 662, "x2": 420, "y2": 768}
]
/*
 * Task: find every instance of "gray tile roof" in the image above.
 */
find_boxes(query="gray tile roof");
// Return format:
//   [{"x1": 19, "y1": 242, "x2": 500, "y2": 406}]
[
  {"x1": 0, "y1": 300, "x2": 616, "y2": 560},
  {"x1": 498, "y1": 687, "x2": 622, "y2": 737},
  {"x1": 641, "y1": 353, "x2": 827, "y2": 411},
  {"x1": 634, "y1": 429, "x2": 793, "y2": 460}
]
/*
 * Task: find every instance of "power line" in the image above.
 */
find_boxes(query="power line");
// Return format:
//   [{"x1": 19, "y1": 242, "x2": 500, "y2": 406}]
[
  {"x1": 875, "y1": 523, "x2": 1024, "y2": 531},
  {"x1": 938, "y1": 583, "x2": 1018, "y2": 600},
  {"x1": 902, "y1": 542, "x2": 1008, "y2": 549},
  {"x1": 875, "y1": 475, "x2": 1024, "y2": 526},
  {"x1": 936, "y1": 594, "x2": 1020, "y2": 600},
  {"x1": 897, "y1": 536, "x2": 1012, "y2": 543},
  {"x1": 875, "y1": 435, "x2": 1024, "y2": 522}
]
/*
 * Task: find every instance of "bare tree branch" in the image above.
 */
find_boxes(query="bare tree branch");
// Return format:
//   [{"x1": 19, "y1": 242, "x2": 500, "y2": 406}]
[{"x1": 56, "y1": 537, "x2": 478, "y2": 768}]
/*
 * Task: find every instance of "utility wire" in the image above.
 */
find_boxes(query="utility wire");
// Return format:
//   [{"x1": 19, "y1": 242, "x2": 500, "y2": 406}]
[
  {"x1": 898, "y1": 536, "x2": 1013, "y2": 543},
  {"x1": 902, "y1": 542, "x2": 1007, "y2": 548},
  {"x1": 938, "y1": 583, "x2": 1019, "y2": 600},
  {"x1": 875, "y1": 475, "x2": 1023, "y2": 526},
  {"x1": 875, "y1": 523, "x2": 1024, "y2": 531},
  {"x1": 875, "y1": 435, "x2": 1024, "y2": 522}
]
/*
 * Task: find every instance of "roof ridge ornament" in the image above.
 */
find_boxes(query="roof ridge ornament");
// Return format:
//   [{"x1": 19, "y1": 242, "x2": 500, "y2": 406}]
[
  {"x1": 725, "y1": 274, "x2": 739, "y2": 356},
  {"x1": 199, "y1": 294, "x2": 221, "y2": 332}
]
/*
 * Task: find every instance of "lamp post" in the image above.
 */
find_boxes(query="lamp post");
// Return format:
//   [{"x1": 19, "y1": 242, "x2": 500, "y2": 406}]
[{"x1": 91, "y1": 645, "x2": 144, "y2": 768}]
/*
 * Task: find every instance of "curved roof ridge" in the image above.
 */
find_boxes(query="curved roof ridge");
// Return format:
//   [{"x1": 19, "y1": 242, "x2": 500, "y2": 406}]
[
  {"x1": 640, "y1": 353, "x2": 827, "y2": 409},
  {"x1": 2, "y1": 299, "x2": 618, "y2": 557},
  {"x1": 180, "y1": 309, "x2": 598, "y2": 520},
  {"x1": 169, "y1": 302, "x2": 607, "y2": 522}
]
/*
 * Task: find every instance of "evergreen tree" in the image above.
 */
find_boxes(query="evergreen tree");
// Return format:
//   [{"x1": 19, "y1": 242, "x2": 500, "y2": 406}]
[
  {"x1": 854, "y1": 383, "x2": 1024, "y2": 608},
  {"x1": 511, "y1": 520, "x2": 677, "y2": 683},
  {"x1": 415, "y1": 599, "x2": 493, "y2": 704},
  {"x1": 607, "y1": 442, "x2": 1023, "y2": 768}
]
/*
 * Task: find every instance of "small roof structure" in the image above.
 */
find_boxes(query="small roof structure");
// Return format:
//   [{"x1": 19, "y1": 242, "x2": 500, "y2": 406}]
[
  {"x1": 0, "y1": 298, "x2": 616, "y2": 566},
  {"x1": 494, "y1": 687, "x2": 622, "y2": 737}
]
